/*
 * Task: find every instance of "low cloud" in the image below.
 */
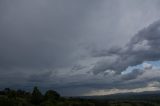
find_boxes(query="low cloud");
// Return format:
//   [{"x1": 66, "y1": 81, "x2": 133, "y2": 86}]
[
  {"x1": 92, "y1": 20, "x2": 160, "y2": 74},
  {"x1": 121, "y1": 69, "x2": 143, "y2": 80}
]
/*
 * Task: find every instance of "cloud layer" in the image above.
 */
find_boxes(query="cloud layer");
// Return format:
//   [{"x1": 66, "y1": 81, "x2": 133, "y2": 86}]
[
  {"x1": 92, "y1": 20, "x2": 160, "y2": 74},
  {"x1": 1, "y1": 0, "x2": 160, "y2": 96}
]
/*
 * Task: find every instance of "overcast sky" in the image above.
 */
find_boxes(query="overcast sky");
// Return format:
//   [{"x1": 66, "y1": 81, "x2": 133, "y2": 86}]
[{"x1": 1, "y1": 0, "x2": 160, "y2": 96}]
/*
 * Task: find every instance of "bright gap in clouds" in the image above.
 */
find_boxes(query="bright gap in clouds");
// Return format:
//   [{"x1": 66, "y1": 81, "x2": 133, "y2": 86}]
[
  {"x1": 85, "y1": 85, "x2": 160, "y2": 96},
  {"x1": 121, "y1": 64, "x2": 143, "y2": 75},
  {"x1": 121, "y1": 60, "x2": 160, "y2": 75}
]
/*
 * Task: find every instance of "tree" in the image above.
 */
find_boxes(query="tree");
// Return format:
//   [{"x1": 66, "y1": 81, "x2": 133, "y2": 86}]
[
  {"x1": 31, "y1": 86, "x2": 43, "y2": 105},
  {"x1": 44, "y1": 90, "x2": 60, "y2": 101},
  {"x1": 3, "y1": 88, "x2": 16, "y2": 98},
  {"x1": 4, "y1": 88, "x2": 11, "y2": 94}
]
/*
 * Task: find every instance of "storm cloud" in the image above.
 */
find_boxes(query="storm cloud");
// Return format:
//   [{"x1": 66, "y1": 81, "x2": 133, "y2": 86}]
[
  {"x1": 92, "y1": 20, "x2": 160, "y2": 74},
  {"x1": 1, "y1": 0, "x2": 160, "y2": 96}
]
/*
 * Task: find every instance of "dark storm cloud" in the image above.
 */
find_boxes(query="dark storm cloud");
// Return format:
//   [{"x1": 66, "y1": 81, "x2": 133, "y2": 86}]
[
  {"x1": 0, "y1": 0, "x2": 101, "y2": 93},
  {"x1": 121, "y1": 69, "x2": 143, "y2": 80},
  {"x1": 0, "y1": 0, "x2": 98, "y2": 71},
  {"x1": 28, "y1": 71, "x2": 52, "y2": 83},
  {"x1": 56, "y1": 67, "x2": 160, "y2": 96},
  {"x1": 92, "y1": 20, "x2": 160, "y2": 74},
  {"x1": 90, "y1": 46, "x2": 121, "y2": 57},
  {"x1": 71, "y1": 64, "x2": 86, "y2": 71},
  {"x1": 1, "y1": 0, "x2": 160, "y2": 96}
]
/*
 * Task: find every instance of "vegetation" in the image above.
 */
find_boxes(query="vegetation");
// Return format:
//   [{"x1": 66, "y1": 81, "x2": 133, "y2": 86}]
[{"x1": 0, "y1": 87, "x2": 160, "y2": 106}]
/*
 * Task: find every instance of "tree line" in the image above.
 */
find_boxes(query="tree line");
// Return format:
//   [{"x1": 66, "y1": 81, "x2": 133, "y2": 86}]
[{"x1": 0, "y1": 86, "x2": 96, "y2": 106}]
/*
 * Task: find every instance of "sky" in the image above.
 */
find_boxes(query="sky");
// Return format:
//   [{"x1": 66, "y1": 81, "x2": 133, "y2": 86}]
[{"x1": 1, "y1": 0, "x2": 160, "y2": 96}]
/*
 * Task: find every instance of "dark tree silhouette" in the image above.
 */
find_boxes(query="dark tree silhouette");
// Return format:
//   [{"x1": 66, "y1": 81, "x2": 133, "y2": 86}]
[
  {"x1": 4, "y1": 88, "x2": 11, "y2": 94},
  {"x1": 44, "y1": 90, "x2": 60, "y2": 101},
  {"x1": 31, "y1": 86, "x2": 43, "y2": 105}
]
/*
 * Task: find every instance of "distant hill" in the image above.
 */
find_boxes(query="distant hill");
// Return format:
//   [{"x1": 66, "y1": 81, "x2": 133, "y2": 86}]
[{"x1": 79, "y1": 91, "x2": 160, "y2": 101}]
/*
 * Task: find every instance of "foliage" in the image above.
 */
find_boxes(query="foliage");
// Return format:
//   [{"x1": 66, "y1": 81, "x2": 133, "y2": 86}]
[
  {"x1": 0, "y1": 87, "x2": 160, "y2": 106},
  {"x1": 31, "y1": 86, "x2": 43, "y2": 105},
  {"x1": 44, "y1": 90, "x2": 60, "y2": 101}
]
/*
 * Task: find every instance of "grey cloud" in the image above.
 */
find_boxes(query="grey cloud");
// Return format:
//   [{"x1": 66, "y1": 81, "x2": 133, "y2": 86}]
[
  {"x1": 121, "y1": 69, "x2": 143, "y2": 80},
  {"x1": 92, "y1": 20, "x2": 160, "y2": 74},
  {"x1": 2, "y1": 65, "x2": 159, "y2": 96},
  {"x1": 90, "y1": 46, "x2": 121, "y2": 57},
  {"x1": 71, "y1": 64, "x2": 86, "y2": 72},
  {"x1": 28, "y1": 71, "x2": 52, "y2": 83},
  {"x1": 92, "y1": 56, "x2": 118, "y2": 75},
  {"x1": 58, "y1": 68, "x2": 160, "y2": 96},
  {"x1": 0, "y1": 0, "x2": 99, "y2": 71},
  {"x1": 1, "y1": 0, "x2": 160, "y2": 96}
]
